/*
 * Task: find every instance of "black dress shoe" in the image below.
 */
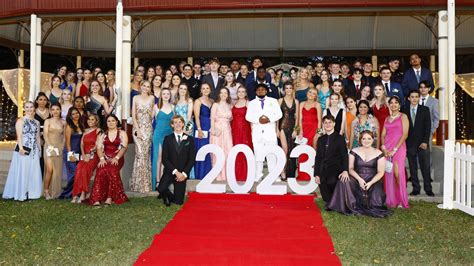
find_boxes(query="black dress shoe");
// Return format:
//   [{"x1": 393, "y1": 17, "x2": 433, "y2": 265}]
[
  {"x1": 157, "y1": 194, "x2": 162, "y2": 199},
  {"x1": 163, "y1": 195, "x2": 171, "y2": 207},
  {"x1": 410, "y1": 191, "x2": 420, "y2": 196},
  {"x1": 426, "y1": 191, "x2": 435, "y2": 197}
]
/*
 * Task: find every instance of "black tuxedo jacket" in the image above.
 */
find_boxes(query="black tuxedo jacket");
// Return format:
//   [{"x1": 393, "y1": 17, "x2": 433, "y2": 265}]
[
  {"x1": 202, "y1": 74, "x2": 225, "y2": 100},
  {"x1": 162, "y1": 133, "x2": 196, "y2": 178},
  {"x1": 402, "y1": 105, "x2": 431, "y2": 154},
  {"x1": 183, "y1": 76, "x2": 201, "y2": 100},
  {"x1": 314, "y1": 132, "x2": 348, "y2": 181},
  {"x1": 344, "y1": 80, "x2": 363, "y2": 99}
]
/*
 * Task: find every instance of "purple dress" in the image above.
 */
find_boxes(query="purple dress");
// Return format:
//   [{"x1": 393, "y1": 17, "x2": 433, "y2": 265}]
[
  {"x1": 327, "y1": 151, "x2": 391, "y2": 218},
  {"x1": 383, "y1": 115, "x2": 409, "y2": 208}
]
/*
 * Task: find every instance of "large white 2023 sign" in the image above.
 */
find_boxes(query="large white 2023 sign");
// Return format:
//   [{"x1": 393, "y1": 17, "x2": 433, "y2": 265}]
[{"x1": 195, "y1": 144, "x2": 317, "y2": 195}]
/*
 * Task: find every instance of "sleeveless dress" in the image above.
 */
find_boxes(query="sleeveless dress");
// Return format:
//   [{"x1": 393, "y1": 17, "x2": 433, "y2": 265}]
[
  {"x1": 295, "y1": 87, "x2": 309, "y2": 102},
  {"x1": 2, "y1": 118, "x2": 43, "y2": 201},
  {"x1": 194, "y1": 104, "x2": 212, "y2": 180},
  {"x1": 130, "y1": 102, "x2": 154, "y2": 193},
  {"x1": 79, "y1": 83, "x2": 89, "y2": 98},
  {"x1": 373, "y1": 103, "x2": 390, "y2": 136},
  {"x1": 210, "y1": 103, "x2": 233, "y2": 181},
  {"x1": 346, "y1": 111, "x2": 356, "y2": 143},
  {"x1": 231, "y1": 105, "x2": 253, "y2": 181},
  {"x1": 34, "y1": 112, "x2": 50, "y2": 178},
  {"x1": 72, "y1": 129, "x2": 99, "y2": 197},
  {"x1": 278, "y1": 100, "x2": 297, "y2": 178},
  {"x1": 327, "y1": 151, "x2": 391, "y2": 217},
  {"x1": 175, "y1": 102, "x2": 195, "y2": 179},
  {"x1": 60, "y1": 131, "x2": 83, "y2": 198},
  {"x1": 299, "y1": 106, "x2": 318, "y2": 181},
  {"x1": 351, "y1": 115, "x2": 378, "y2": 149},
  {"x1": 383, "y1": 115, "x2": 409, "y2": 209},
  {"x1": 44, "y1": 126, "x2": 65, "y2": 199},
  {"x1": 86, "y1": 97, "x2": 106, "y2": 129},
  {"x1": 325, "y1": 108, "x2": 343, "y2": 134},
  {"x1": 318, "y1": 88, "x2": 331, "y2": 110},
  {"x1": 151, "y1": 110, "x2": 174, "y2": 190},
  {"x1": 49, "y1": 91, "x2": 60, "y2": 105},
  {"x1": 89, "y1": 133, "x2": 128, "y2": 204}
]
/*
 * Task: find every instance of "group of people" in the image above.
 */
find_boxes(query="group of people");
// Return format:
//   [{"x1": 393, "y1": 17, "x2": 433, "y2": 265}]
[{"x1": 2, "y1": 54, "x2": 440, "y2": 217}]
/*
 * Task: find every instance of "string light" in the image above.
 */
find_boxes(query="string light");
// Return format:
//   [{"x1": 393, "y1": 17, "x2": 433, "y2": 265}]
[{"x1": 0, "y1": 81, "x2": 17, "y2": 141}]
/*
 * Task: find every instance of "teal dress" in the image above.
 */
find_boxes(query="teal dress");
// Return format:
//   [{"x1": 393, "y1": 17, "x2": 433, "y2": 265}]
[
  {"x1": 151, "y1": 110, "x2": 174, "y2": 190},
  {"x1": 318, "y1": 88, "x2": 331, "y2": 110},
  {"x1": 295, "y1": 87, "x2": 309, "y2": 103},
  {"x1": 175, "y1": 103, "x2": 195, "y2": 179}
]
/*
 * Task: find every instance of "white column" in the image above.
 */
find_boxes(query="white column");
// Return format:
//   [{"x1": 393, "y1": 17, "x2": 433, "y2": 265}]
[
  {"x1": 447, "y1": 0, "x2": 456, "y2": 140},
  {"x1": 28, "y1": 14, "x2": 37, "y2": 101},
  {"x1": 115, "y1": 0, "x2": 123, "y2": 119},
  {"x1": 438, "y1": 10, "x2": 448, "y2": 120},
  {"x1": 35, "y1": 17, "x2": 42, "y2": 96},
  {"x1": 18, "y1": 49, "x2": 25, "y2": 68},
  {"x1": 76, "y1": 56, "x2": 82, "y2": 68},
  {"x1": 121, "y1": 15, "x2": 132, "y2": 120}
]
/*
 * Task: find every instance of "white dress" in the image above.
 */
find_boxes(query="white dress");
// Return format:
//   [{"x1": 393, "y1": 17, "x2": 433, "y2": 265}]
[{"x1": 2, "y1": 118, "x2": 43, "y2": 201}]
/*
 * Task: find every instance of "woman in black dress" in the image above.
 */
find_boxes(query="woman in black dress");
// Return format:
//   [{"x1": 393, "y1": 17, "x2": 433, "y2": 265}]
[
  {"x1": 34, "y1": 92, "x2": 51, "y2": 177},
  {"x1": 328, "y1": 130, "x2": 391, "y2": 217},
  {"x1": 278, "y1": 82, "x2": 299, "y2": 180}
]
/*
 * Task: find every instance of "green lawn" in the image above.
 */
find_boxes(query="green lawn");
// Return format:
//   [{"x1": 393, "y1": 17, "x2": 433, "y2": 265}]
[{"x1": 0, "y1": 198, "x2": 472, "y2": 265}]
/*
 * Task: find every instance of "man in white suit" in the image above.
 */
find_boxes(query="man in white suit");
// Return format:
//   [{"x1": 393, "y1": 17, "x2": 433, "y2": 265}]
[{"x1": 246, "y1": 84, "x2": 283, "y2": 182}]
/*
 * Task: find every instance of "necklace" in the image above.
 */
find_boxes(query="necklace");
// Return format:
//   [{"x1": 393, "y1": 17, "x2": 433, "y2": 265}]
[
  {"x1": 37, "y1": 108, "x2": 47, "y2": 115},
  {"x1": 390, "y1": 112, "x2": 400, "y2": 119}
]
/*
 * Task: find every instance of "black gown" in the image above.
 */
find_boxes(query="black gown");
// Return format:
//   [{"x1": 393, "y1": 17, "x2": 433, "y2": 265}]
[
  {"x1": 279, "y1": 99, "x2": 297, "y2": 177},
  {"x1": 327, "y1": 151, "x2": 391, "y2": 218}
]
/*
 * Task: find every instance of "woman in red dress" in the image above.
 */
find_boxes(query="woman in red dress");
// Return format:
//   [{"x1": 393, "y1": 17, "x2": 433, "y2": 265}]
[
  {"x1": 71, "y1": 114, "x2": 101, "y2": 203},
  {"x1": 75, "y1": 69, "x2": 93, "y2": 100},
  {"x1": 231, "y1": 87, "x2": 253, "y2": 181},
  {"x1": 90, "y1": 114, "x2": 128, "y2": 206},
  {"x1": 371, "y1": 83, "x2": 390, "y2": 136},
  {"x1": 298, "y1": 87, "x2": 322, "y2": 180}
]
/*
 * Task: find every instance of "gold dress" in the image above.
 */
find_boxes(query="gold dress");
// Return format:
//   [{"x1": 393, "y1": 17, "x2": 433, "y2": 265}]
[
  {"x1": 130, "y1": 102, "x2": 154, "y2": 193},
  {"x1": 44, "y1": 126, "x2": 64, "y2": 198}
]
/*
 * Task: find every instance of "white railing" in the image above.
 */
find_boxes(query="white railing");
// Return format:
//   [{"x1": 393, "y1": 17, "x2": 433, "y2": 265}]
[{"x1": 441, "y1": 140, "x2": 473, "y2": 216}]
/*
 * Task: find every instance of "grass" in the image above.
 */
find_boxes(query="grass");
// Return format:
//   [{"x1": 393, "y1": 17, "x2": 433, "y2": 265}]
[{"x1": 0, "y1": 197, "x2": 472, "y2": 265}]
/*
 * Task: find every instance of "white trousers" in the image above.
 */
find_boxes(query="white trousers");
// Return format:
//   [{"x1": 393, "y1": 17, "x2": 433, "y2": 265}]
[{"x1": 254, "y1": 140, "x2": 278, "y2": 180}]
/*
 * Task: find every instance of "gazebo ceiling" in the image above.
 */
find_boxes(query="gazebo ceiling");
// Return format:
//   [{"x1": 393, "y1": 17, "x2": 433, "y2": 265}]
[{"x1": 0, "y1": 1, "x2": 473, "y2": 56}]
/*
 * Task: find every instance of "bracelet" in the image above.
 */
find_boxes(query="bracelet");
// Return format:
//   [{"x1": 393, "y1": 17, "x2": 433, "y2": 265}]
[
  {"x1": 393, "y1": 147, "x2": 398, "y2": 151},
  {"x1": 100, "y1": 157, "x2": 105, "y2": 160},
  {"x1": 197, "y1": 127, "x2": 202, "y2": 130},
  {"x1": 114, "y1": 156, "x2": 120, "y2": 160}
]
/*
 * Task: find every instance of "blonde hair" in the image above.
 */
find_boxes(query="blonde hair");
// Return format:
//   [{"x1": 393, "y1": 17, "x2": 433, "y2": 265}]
[
  {"x1": 295, "y1": 68, "x2": 312, "y2": 89},
  {"x1": 306, "y1": 87, "x2": 319, "y2": 102}
]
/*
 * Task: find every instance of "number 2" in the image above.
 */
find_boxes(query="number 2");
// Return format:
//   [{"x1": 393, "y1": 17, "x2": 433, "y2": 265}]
[{"x1": 195, "y1": 144, "x2": 226, "y2": 193}]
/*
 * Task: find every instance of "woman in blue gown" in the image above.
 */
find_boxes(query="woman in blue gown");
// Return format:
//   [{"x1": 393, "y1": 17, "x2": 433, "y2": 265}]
[
  {"x1": 174, "y1": 83, "x2": 195, "y2": 179},
  {"x1": 60, "y1": 108, "x2": 83, "y2": 199},
  {"x1": 152, "y1": 88, "x2": 174, "y2": 190},
  {"x1": 193, "y1": 83, "x2": 213, "y2": 180}
]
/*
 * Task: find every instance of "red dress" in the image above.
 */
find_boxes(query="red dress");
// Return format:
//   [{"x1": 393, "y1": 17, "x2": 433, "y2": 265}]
[
  {"x1": 299, "y1": 107, "x2": 318, "y2": 181},
  {"x1": 231, "y1": 106, "x2": 253, "y2": 181},
  {"x1": 72, "y1": 129, "x2": 99, "y2": 197},
  {"x1": 89, "y1": 133, "x2": 128, "y2": 204},
  {"x1": 79, "y1": 83, "x2": 89, "y2": 98},
  {"x1": 373, "y1": 103, "x2": 389, "y2": 136}
]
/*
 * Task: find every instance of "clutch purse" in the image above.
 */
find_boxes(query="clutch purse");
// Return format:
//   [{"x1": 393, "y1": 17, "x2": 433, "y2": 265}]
[
  {"x1": 194, "y1": 130, "x2": 209, "y2": 138},
  {"x1": 46, "y1": 145, "x2": 60, "y2": 157},
  {"x1": 15, "y1": 145, "x2": 31, "y2": 155},
  {"x1": 385, "y1": 158, "x2": 393, "y2": 174},
  {"x1": 294, "y1": 136, "x2": 308, "y2": 145}
]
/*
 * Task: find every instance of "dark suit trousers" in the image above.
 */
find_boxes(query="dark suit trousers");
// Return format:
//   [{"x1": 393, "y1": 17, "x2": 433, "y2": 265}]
[
  {"x1": 319, "y1": 174, "x2": 338, "y2": 203},
  {"x1": 157, "y1": 174, "x2": 187, "y2": 205},
  {"x1": 407, "y1": 148, "x2": 432, "y2": 193}
]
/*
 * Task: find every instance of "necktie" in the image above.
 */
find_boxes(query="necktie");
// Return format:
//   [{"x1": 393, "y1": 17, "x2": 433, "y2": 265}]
[
  {"x1": 260, "y1": 98, "x2": 265, "y2": 109},
  {"x1": 177, "y1": 134, "x2": 182, "y2": 145},
  {"x1": 421, "y1": 98, "x2": 425, "y2": 106},
  {"x1": 416, "y1": 70, "x2": 421, "y2": 83},
  {"x1": 411, "y1": 108, "x2": 416, "y2": 126},
  {"x1": 384, "y1": 82, "x2": 390, "y2": 94},
  {"x1": 356, "y1": 84, "x2": 359, "y2": 91}
]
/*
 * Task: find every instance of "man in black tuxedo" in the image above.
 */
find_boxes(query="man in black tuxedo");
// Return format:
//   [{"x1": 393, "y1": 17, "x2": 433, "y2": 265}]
[
  {"x1": 403, "y1": 90, "x2": 434, "y2": 196},
  {"x1": 388, "y1": 57, "x2": 404, "y2": 84},
  {"x1": 344, "y1": 68, "x2": 365, "y2": 99},
  {"x1": 245, "y1": 57, "x2": 271, "y2": 91},
  {"x1": 361, "y1": 62, "x2": 376, "y2": 89},
  {"x1": 202, "y1": 58, "x2": 225, "y2": 100},
  {"x1": 314, "y1": 115, "x2": 349, "y2": 205},
  {"x1": 182, "y1": 64, "x2": 200, "y2": 100},
  {"x1": 158, "y1": 115, "x2": 196, "y2": 206}
]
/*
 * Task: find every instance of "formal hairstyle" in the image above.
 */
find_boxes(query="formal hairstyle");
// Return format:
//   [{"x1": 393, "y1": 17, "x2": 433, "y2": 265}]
[
  {"x1": 175, "y1": 83, "x2": 191, "y2": 104},
  {"x1": 50, "y1": 75, "x2": 62, "y2": 89},
  {"x1": 379, "y1": 66, "x2": 392, "y2": 74},
  {"x1": 66, "y1": 107, "x2": 84, "y2": 133},
  {"x1": 158, "y1": 88, "x2": 172, "y2": 109},
  {"x1": 170, "y1": 114, "x2": 186, "y2": 126},
  {"x1": 34, "y1": 92, "x2": 50, "y2": 109},
  {"x1": 359, "y1": 129, "x2": 375, "y2": 144},
  {"x1": 224, "y1": 70, "x2": 237, "y2": 87},
  {"x1": 208, "y1": 57, "x2": 220, "y2": 65},
  {"x1": 24, "y1": 100, "x2": 35, "y2": 109},
  {"x1": 295, "y1": 68, "x2": 313, "y2": 89},
  {"x1": 322, "y1": 114, "x2": 336, "y2": 123},
  {"x1": 388, "y1": 95, "x2": 401, "y2": 105},
  {"x1": 283, "y1": 81, "x2": 295, "y2": 98},
  {"x1": 216, "y1": 87, "x2": 232, "y2": 104},
  {"x1": 87, "y1": 114, "x2": 100, "y2": 129},
  {"x1": 105, "y1": 114, "x2": 121, "y2": 130},
  {"x1": 89, "y1": 80, "x2": 104, "y2": 96},
  {"x1": 373, "y1": 83, "x2": 387, "y2": 103},
  {"x1": 356, "y1": 99, "x2": 371, "y2": 115},
  {"x1": 408, "y1": 89, "x2": 420, "y2": 97}
]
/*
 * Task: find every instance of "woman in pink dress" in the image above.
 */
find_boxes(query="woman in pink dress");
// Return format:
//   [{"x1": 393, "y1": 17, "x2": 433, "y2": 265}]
[
  {"x1": 381, "y1": 96, "x2": 409, "y2": 208},
  {"x1": 231, "y1": 87, "x2": 253, "y2": 181},
  {"x1": 210, "y1": 87, "x2": 233, "y2": 181}
]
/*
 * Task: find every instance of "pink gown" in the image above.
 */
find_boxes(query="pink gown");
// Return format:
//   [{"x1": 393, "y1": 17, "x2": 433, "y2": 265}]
[
  {"x1": 383, "y1": 115, "x2": 409, "y2": 208},
  {"x1": 210, "y1": 103, "x2": 233, "y2": 181}
]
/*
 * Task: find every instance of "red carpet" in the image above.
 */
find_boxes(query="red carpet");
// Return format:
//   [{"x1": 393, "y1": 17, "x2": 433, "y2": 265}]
[{"x1": 135, "y1": 193, "x2": 340, "y2": 265}]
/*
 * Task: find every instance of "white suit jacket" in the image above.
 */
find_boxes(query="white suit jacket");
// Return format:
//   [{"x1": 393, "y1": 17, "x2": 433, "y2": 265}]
[{"x1": 245, "y1": 96, "x2": 283, "y2": 143}]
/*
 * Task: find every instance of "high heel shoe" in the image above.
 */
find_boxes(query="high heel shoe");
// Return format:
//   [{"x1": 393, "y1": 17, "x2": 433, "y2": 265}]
[
  {"x1": 44, "y1": 190, "x2": 52, "y2": 200},
  {"x1": 71, "y1": 197, "x2": 78, "y2": 203}
]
